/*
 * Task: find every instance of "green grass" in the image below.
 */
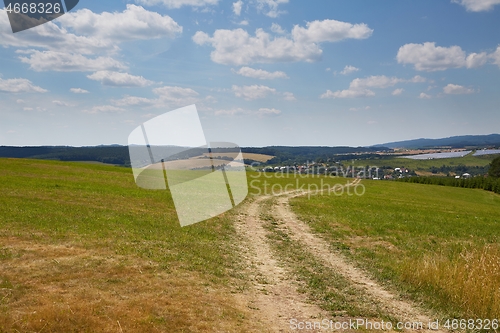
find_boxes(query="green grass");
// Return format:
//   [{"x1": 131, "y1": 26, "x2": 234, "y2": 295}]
[
  {"x1": 355, "y1": 154, "x2": 494, "y2": 170},
  {"x1": 0, "y1": 158, "x2": 241, "y2": 279},
  {"x1": 290, "y1": 180, "x2": 500, "y2": 319},
  {"x1": 0, "y1": 158, "x2": 265, "y2": 332}
]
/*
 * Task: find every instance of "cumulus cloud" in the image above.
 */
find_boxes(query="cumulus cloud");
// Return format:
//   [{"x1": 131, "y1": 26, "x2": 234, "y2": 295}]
[
  {"x1": 397, "y1": 42, "x2": 500, "y2": 71},
  {"x1": 0, "y1": 6, "x2": 182, "y2": 73},
  {"x1": 0, "y1": 77, "x2": 48, "y2": 93},
  {"x1": 321, "y1": 75, "x2": 426, "y2": 99},
  {"x1": 232, "y1": 85, "x2": 276, "y2": 100},
  {"x1": 256, "y1": 0, "x2": 289, "y2": 18},
  {"x1": 70, "y1": 88, "x2": 89, "y2": 94},
  {"x1": 257, "y1": 107, "x2": 281, "y2": 116},
  {"x1": 233, "y1": 0, "x2": 243, "y2": 15},
  {"x1": 18, "y1": 50, "x2": 127, "y2": 72},
  {"x1": 451, "y1": 0, "x2": 500, "y2": 11},
  {"x1": 397, "y1": 42, "x2": 466, "y2": 71},
  {"x1": 113, "y1": 96, "x2": 156, "y2": 107},
  {"x1": 87, "y1": 71, "x2": 155, "y2": 87},
  {"x1": 233, "y1": 66, "x2": 288, "y2": 79},
  {"x1": 443, "y1": 83, "x2": 475, "y2": 94},
  {"x1": 193, "y1": 19, "x2": 373, "y2": 65},
  {"x1": 58, "y1": 5, "x2": 182, "y2": 43},
  {"x1": 134, "y1": 0, "x2": 219, "y2": 8},
  {"x1": 491, "y1": 46, "x2": 500, "y2": 66},
  {"x1": 214, "y1": 107, "x2": 280, "y2": 117},
  {"x1": 270, "y1": 23, "x2": 286, "y2": 34},
  {"x1": 392, "y1": 88, "x2": 404, "y2": 96},
  {"x1": 52, "y1": 100, "x2": 75, "y2": 107},
  {"x1": 1, "y1": 6, "x2": 181, "y2": 53},
  {"x1": 466, "y1": 52, "x2": 490, "y2": 68},
  {"x1": 283, "y1": 92, "x2": 296, "y2": 100},
  {"x1": 112, "y1": 86, "x2": 200, "y2": 109},
  {"x1": 321, "y1": 89, "x2": 375, "y2": 99},
  {"x1": 419, "y1": 92, "x2": 432, "y2": 99},
  {"x1": 84, "y1": 105, "x2": 126, "y2": 114},
  {"x1": 340, "y1": 65, "x2": 359, "y2": 75}
]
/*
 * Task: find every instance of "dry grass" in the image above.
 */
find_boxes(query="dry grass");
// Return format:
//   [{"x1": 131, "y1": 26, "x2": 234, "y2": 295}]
[
  {"x1": 0, "y1": 238, "x2": 263, "y2": 333},
  {"x1": 401, "y1": 244, "x2": 500, "y2": 318}
]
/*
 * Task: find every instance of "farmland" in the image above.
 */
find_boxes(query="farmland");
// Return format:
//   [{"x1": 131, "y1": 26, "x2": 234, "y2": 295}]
[{"x1": 0, "y1": 158, "x2": 499, "y2": 331}]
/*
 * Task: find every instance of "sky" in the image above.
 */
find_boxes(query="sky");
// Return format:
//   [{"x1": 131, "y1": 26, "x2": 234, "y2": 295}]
[{"x1": 1, "y1": 0, "x2": 500, "y2": 147}]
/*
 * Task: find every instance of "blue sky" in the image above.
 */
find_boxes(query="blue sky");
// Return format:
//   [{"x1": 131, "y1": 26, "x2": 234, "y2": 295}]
[{"x1": 1, "y1": 0, "x2": 500, "y2": 147}]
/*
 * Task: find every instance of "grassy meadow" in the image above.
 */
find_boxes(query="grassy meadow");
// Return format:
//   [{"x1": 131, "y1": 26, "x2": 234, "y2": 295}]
[
  {"x1": 0, "y1": 158, "x2": 265, "y2": 332},
  {"x1": 1, "y1": 157, "x2": 499, "y2": 331},
  {"x1": 290, "y1": 180, "x2": 500, "y2": 319}
]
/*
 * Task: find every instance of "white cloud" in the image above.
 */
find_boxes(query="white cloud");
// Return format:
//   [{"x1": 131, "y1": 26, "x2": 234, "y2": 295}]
[
  {"x1": 153, "y1": 86, "x2": 200, "y2": 106},
  {"x1": 349, "y1": 106, "x2": 371, "y2": 111},
  {"x1": 233, "y1": 66, "x2": 288, "y2": 79},
  {"x1": 409, "y1": 75, "x2": 427, "y2": 83},
  {"x1": 491, "y1": 46, "x2": 500, "y2": 66},
  {"x1": 70, "y1": 88, "x2": 89, "y2": 94},
  {"x1": 214, "y1": 107, "x2": 280, "y2": 117},
  {"x1": 419, "y1": 92, "x2": 432, "y2": 99},
  {"x1": 87, "y1": 71, "x2": 154, "y2": 87},
  {"x1": 0, "y1": 77, "x2": 48, "y2": 93},
  {"x1": 340, "y1": 65, "x2": 359, "y2": 75},
  {"x1": 238, "y1": 20, "x2": 249, "y2": 26},
  {"x1": 392, "y1": 88, "x2": 404, "y2": 96},
  {"x1": 1, "y1": 6, "x2": 181, "y2": 54},
  {"x1": 270, "y1": 23, "x2": 286, "y2": 34},
  {"x1": 193, "y1": 19, "x2": 372, "y2": 65},
  {"x1": 257, "y1": 107, "x2": 281, "y2": 116},
  {"x1": 214, "y1": 108, "x2": 246, "y2": 116},
  {"x1": 18, "y1": 50, "x2": 127, "y2": 72},
  {"x1": 283, "y1": 92, "x2": 296, "y2": 101},
  {"x1": 256, "y1": 0, "x2": 289, "y2": 18},
  {"x1": 112, "y1": 86, "x2": 200, "y2": 109},
  {"x1": 134, "y1": 0, "x2": 219, "y2": 8},
  {"x1": 0, "y1": 6, "x2": 182, "y2": 74},
  {"x1": 397, "y1": 42, "x2": 467, "y2": 71},
  {"x1": 113, "y1": 96, "x2": 156, "y2": 107},
  {"x1": 16, "y1": 99, "x2": 26, "y2": 103},
  {"x1": 350, "y1": 75, "x2": 404, "y2": 89},
  {"x1": 84, "y1": 105, "x2": 126, "y2": 114},
  {"x1": 52, "y1": 100, "x2": 75, "y2": 107},
  {"x1": 451, "y1": 0, "x2": 500, "y2": 11},
  {"x1": 466, "y1": 52, "x2": 490, "y2": 68},
  {"x1": 59, "y1": 5, "x2": 182, "y2": 44},
  {"x1": 443, "y1": 83, "x2": 475, "y2": 94},
  {"x1": 292, "y1": 20, "x2": 372, "y2": 43},
  {"x1": 322, "y1": 75, "x2": 426, "y2": 99},
  {"x1": 321, "y1": 89, "x2": 375, "y2": 99},
  {"x1": 232, "y1": 85, "x2": 276, "y2": 100},
  {"x1": 233, "y1": 0, "x2": 243, "y2": 15}
]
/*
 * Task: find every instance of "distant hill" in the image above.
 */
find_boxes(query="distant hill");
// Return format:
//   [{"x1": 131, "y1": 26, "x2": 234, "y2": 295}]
[
  {"x1": 0, "y1": 145, "x2": 389, "y2": 166},
  {"x1": 376, "y1": 134, "x2": 500, "y2": 149}
]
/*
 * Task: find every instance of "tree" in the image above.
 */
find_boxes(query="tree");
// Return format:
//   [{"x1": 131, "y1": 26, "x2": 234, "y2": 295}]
[{"x1": 489, "y1": 156, "x2": 500, "y2": 178}]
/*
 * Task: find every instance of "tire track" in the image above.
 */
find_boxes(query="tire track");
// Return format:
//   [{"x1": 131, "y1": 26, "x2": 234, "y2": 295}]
[
  {"x1": 267, "y1": 180, "x2": 449, "y2": 333},
  {"x1": 234, "y1": 196, "x2": 328, "y2": 332}
]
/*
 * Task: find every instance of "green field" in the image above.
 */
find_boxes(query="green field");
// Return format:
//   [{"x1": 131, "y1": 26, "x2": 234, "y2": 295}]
[
  {"x1": 290, "y1": 180, "x2": 500, "y2": 319},
  {"x1": 356, "y1": 153, "x2": 494, "y2": 170},
  {"x1": 0, "y1": 158, "x2": 262, "y2": 332},
  {"x1": 1, "y1": 158, "x2": 499, "y2": 331}
]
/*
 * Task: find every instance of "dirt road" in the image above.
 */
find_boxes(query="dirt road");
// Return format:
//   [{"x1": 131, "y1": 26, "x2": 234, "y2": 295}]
[{"x1": 234, "y1": 180, "x2": 448, "y2": 332}]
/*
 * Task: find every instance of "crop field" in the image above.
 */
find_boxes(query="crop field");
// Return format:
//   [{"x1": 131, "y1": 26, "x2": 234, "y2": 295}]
[
  {"x1": 1, "y1": 158, "x2": 499, "y2": 332},
  {"x1": 355, "y1": 154, "x2": 495, "y2": 170}
]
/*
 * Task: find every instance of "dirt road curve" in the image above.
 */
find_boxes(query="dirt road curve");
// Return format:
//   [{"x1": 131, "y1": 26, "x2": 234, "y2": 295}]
[{"x1": 235, "y1": 180, "x2": 449, "y2": 332}]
